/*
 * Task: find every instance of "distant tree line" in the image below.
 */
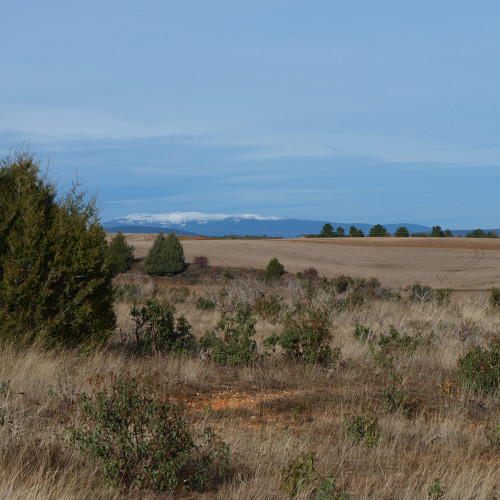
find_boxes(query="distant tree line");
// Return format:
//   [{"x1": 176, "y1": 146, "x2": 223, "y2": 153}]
[{"x1": 314, "y1": 223, "x2": 497, "y2": 238}]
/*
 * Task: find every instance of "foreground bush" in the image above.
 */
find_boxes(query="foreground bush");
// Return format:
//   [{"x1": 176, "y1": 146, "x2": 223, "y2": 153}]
[
  {"x1": 199, "y1": 305, "x2": 258, "y2": 365},
  {"x1": 265, "y1": 310, "x2": 338, "y2": 365},
  {"x1": 454, "y1": 338, "x2": 500, "y2": 395},
  {"x1": 0, "y1": 149, "x2": 114, "y2": 347},
  {"x1": 67, "y1": 373, "x2": 229, "y2": 492},
  {"x1": 131, "y1": 299, "x2": 195, "y2": 356}
]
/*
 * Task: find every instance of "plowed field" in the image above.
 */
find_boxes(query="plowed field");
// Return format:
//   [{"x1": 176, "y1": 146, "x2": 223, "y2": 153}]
[{"x1": 120, "y1": 235, "x2": 500, "y2": 290}]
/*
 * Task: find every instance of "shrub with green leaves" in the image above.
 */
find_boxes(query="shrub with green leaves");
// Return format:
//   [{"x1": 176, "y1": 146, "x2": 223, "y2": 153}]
[
  {"x1": 454, "y1": 338, "x2": 500, "y2": 395},
  {"x1": 132, "y1": 299, "x2": 195, "y2": 356},
  {"x1": 107, "y1": 230, "x2": 134, "y2": 276},
  {"x1": 382, "y1": 372, "x2": 414, "y2": 416},
  {"x1": 199, "y1": 305, "x2": 258, "y2": 365},
  {"x1": 344, "y1": 412, "x2": 379, "y2": 447},
  {"x1": 487, "y1": 423, "x2": 500, "y2": 445},
  {"x1": 67, "y1": 373, "x2": 229, "y2": 492},
  {"x1": 144, "y1": 231, "x2": 185, "y2": 276},
  {"x1": 0, "y1": 149, "x2": 114, "y2": 347},
  {"x1": 265, "y1": 257, "x2": 284, "y2": 281},
  {"x1": 317, "y1": 476, "x2": 351, "y2": 500},
  {"x1": 369, "y1": 326, "x2": 424, "y2": 368},
  {"x1": 353, "y1": 324, "x2": 374, "y2": 343},
  {"x1": 280, "y1": 452, "x2": 316, "y2": 498},
  {"x1": 254, "y1": 292, "x2": 282, "y2": 321},
  {"x1": 264, "y1": 310, "x2": 338, "y2": 365},
  {"x1": 196, "y1": 296, "x2": 216, "y2": 310}
]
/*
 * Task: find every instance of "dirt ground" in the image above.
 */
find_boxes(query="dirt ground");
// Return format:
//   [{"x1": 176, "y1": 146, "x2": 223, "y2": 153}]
[{"x1": 116, "y1": 234, "x2": 500, "y2": 290}]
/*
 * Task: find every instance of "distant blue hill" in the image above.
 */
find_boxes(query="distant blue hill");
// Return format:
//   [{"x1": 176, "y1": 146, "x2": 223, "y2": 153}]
[{"x1": 103, "y1": 213, "x2": 434, "y2": 238}]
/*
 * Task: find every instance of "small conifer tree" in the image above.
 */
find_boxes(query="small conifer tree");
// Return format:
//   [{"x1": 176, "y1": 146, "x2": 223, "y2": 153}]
[
  {"x1": 265, "y1": 257, "x2": 285, "y2": 281},
  {"x1": 144, "y1": 232, "x2": 185, "y2": 276},
  {"x1": 107, "y1": 230, "x2": 135, "y2": 276}
]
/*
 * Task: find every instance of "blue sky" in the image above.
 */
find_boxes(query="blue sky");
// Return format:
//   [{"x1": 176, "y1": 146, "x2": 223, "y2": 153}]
[{"x1": 1, "y1": 1, "x2": 499, "y2": 228}]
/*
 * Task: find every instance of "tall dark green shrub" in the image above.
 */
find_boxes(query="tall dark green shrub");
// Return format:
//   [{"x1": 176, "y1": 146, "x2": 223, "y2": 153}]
[
  {"x1": 144, "y1": 232, "x2": 185, "y2": 276},
  {"x1": 107, "y1": 230, "x2": 134, "y2": 276},
  {"x1": 320, "y1": 223, "x2": 334, "y2": 237},
  {"x1": 0, "y1": 150, "x2": 115, "y2": 347},
  {"x1": 265, "y1": 257, "x2": 284, "y2": 281}
]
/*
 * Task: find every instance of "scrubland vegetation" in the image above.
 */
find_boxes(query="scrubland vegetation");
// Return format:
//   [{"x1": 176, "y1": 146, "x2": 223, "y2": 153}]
[
  {"x1": 0, "y1": 152, "x2": 498, "y2": 499},
  {"x1": 0, "y1": 262, "x2": 498, "y2": 499}
]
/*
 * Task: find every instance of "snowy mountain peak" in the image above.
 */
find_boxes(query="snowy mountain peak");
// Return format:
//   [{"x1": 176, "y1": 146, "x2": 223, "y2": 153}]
[{"x1": 116, "y1": 211, "x2": 287, "y2": 227}]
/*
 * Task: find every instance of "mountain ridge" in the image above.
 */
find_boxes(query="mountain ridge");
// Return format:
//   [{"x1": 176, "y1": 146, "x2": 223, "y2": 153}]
[{"x1": 103, "y1": 212, "x2": 434, "y2": 237}]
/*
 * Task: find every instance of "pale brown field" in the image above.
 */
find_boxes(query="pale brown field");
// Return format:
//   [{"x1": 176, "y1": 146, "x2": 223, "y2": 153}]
[{"x1": 120, "y1": 234, "x2": 500, "y2": 290}]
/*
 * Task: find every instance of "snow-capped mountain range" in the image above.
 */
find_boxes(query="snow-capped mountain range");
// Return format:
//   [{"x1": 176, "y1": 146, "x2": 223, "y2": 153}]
[{"x1": 103, "y1": 212, "x2": 433, "y2": 238}]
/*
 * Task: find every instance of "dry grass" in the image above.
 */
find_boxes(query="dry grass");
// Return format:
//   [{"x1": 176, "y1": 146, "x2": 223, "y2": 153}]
[{"x1": 1, "y1": 261, "x2": 499, "y2": 498}]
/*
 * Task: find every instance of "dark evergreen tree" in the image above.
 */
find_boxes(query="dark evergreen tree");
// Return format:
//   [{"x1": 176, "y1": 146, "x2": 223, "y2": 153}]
[
  {"x1": 265, "y1": 257, "x2": 284, "y2": 281},
  {"x1": 144, "y1": 232, "x2": 185, "y2": 276},
  {"x1": 0, "y1": 150, "x2": 115, "y2": 347},
  {"x1": 320, "y1": 223, "x2": 334, "y2": 237},
  {"x1": 368, "y1": 224, "x2": 388, "y2": 237},
  {"x1": 336, "y1": 226, "x2": 345, "y2": 237},
  {"x1": 394, "y1": 226, "x2": 410, "y2": 237},
  {"x1": 431, "y1": 226, "x2": 445, "y2": 237},
  {"x1": 107, "y1": 230, "x2": 135, "y2": 276}
]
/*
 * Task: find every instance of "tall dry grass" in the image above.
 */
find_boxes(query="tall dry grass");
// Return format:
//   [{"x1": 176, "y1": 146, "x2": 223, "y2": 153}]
[{"x1": 0, "y1": 270, "x2": 498, "y2": 498}]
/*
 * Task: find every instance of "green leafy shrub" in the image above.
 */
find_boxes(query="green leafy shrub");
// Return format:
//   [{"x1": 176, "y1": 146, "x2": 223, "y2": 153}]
[
  {"x1": 344, "y1": 412, "x2": 379, "y2": 447},
  {"x1": 353, "y1": 324, "x2": 374, "y2": 343},
  {"x1": 196, "y1": 296, "x2": 216, "y2": 310},
  {"x1": 317, "y1": 476, "x2": 351, "y2": 500},
  {"x1": 107, "y1": 230, "x2": 134, "y2": 276},
  {"x1": 254, "y1": 292, "x2": 282, "y2": 321},
  {"x1": 0, "y1": 149, "x2": 114, "y2": 347},
  {"x1": 280, "y1": 452, "x2": 316, "y2": 498},
  {"x1": 144, "y1": 232, "x2": 185, "y2": 276},
  {"x1": 67, "y1": 373, "x2": 229, "y2": 492},
  {"x1": 427, "y1": 478, "x2": 444, "y2": 499},
  {"x1": 370, "y1": 326, "x2": 424, "y2": 368},
  {"x1": 264, "y1": 310, "x2": 338, "y2": 365},
  {"x1": 199, "y1": 306, "x2": 258, "y2": 366},
  {"x1": 454, "y1": 338, "x2": 500, "y2": 395},
  {"x1": 382, "y1": 372, "x2": 414, "y2": 416},
  {"x1": 132, "y1": 299, "x2": 195, "y2": 356},
  {"x1": 265, "y1": 257, "x2": 285, "y2": 281}
]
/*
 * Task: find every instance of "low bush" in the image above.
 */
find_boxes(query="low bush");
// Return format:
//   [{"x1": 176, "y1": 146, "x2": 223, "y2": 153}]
[
  {"x1": 302, "y1": 267, "x2": 319, "y2": 280},
  {"x1": 454, "y1": 338, "x2": 500, "y2": 395},
  {"x1": 196, "y1": 296, "x2": 216, "y2": 310},
  {"x1": 382, "y1": 372, "x2": 414, "y2": 416},
  {"x1": 369, "y1": 326, "x2": 424, "y2": 368},
  {"x1": 344, "y1": 412, "x2": 379, "y2": 447},
  {"x1": 280, "y1": 452, "x2": 316, "y2": 498},
  {"x1": 487, "y1": 423, "x2": 500, "y2": 445},
  {"x1": 131, "y1": 299, "x2": 195, "y2": 356},
  {"x1": 254, "y1": 292, "x2": 282, "y2": 321},
  {"x1": 193, "y1": 255, "x2": 209, "y2": 269},
  {"x1": 264, "y1": 310, "x2": 338, "y2": 365},
  {"x1": 199, "y1": 305, "x2": 258, "y2": 366},
  {"x1": 67, "y1": 373, "x2": 229, "y2": 493},
  {"x1": 353, "y1": 324, "x2": 374, "y2": 343}
]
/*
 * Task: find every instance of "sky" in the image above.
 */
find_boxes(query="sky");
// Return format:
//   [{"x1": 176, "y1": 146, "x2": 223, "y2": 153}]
[{"x1": 1, "y1": 0, "x2": 499, "y2": 228}]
